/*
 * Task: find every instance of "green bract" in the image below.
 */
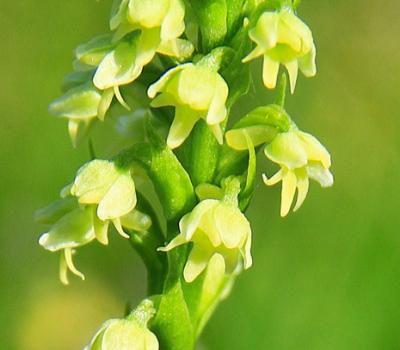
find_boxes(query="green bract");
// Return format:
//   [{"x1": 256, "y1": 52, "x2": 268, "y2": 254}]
[
  {"x1": 263, "y1": 129, "x2": 333, "y2": 217},
  {"x1": 243, "y1": 8, "x2": 316, "y2": 93},
  {"x1": 160, "y1": 198, "x2": 252, "y2": 282},
  {"x1": 148, "y1": 63, "x2": 229, "y2": 148}
]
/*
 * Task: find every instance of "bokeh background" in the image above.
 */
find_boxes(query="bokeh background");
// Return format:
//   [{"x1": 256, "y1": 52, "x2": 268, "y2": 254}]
[{"x1": 1, "y1": 1, "x2": 400, "y2": 349}]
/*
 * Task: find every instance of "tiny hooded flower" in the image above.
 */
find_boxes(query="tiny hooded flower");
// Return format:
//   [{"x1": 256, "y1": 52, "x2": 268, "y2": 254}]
[
  {"x1": 49, "y1": 83, "x2": 114, "y2": 146},
  {"x1": 160, "y1": 198, "x2": 252, "y2": 283},
  {"x1": 70, "y1": 159, "x2": 137, "y2": 244},
  {"x1": 148, "y1": 63, "x2": 229, "y2": 149},
  {"x1": 263, "y1": 129, "x2": 333, "y2": 217},
  {"x1": 243, "y1": 8, "x2": 316, "y2": 93},
  {"x1": 38, "y1": 204, "x2": 96, "y2": 285}
]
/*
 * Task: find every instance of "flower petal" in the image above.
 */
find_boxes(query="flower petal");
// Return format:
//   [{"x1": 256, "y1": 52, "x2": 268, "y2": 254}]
[
  {"x1": 121, "y1": 209, "x2": 152, "y2": 232},
  {"x1": 158, "y1": 233, "x2": 188, "y2": 252},
  {"x1": 183, "y1": 244, "x2": 213, "y2": 283},
  {"x1": 214, "y1": 204, "x2": 249, "y2": 249},
  {"x1": 72, "y1": 160, "x2": 120, "y2": 204},
  {"x1": 97, "y1": 88, "x2": 114, "y2": 121},
  {"x1": 299, "y1": 42, "x2": 317, "y2": 77},
  {"x1": 64, "y1": 248, "x2": 85, "y2": 281},
  {"x1": 167, "y1": 106, "x2": 200, "y2": 149},
  {"x1": 93, "y1": 213, "x2": 110, "y2": 245},
  {"x1": 280, "y1": 170, "x2": 297, "y2": 217},
  {"x1": 161, "y1": 0, "x2": 185, "y2": 41},
  {"x1": 285, "y1": 59, "x2": 298, "y2": 94},
  {"x1": 307, "y1": 163, "x2": 334, "y2": 187},
  {"x1": 147, "y1": 64, "x2": 189, "y2": 98},
  {"x1": 248, "y1": 12, "x2": 279, "y2": 50},
  {"x1": 264, "y1": 132, "x2": 308, "y2": 170},
  {"x1": 97, "y1": 172, "x2": 137, "y2": 220},
  {"x1": 182, "y1": 199, "x2": 218, "y2": 240},
  {"x1": 293, "y1": 168, "x2": 309, "y2": 211},
  {"x1": 262, "y1": 169, "x2": 283, "y2": 186},
  {"x1": 206, "y1": 77, "x2": 228, "y2": 125},
  {"x1": 38, "y1": 207, "x2": 95, "y2": 252},
  {"x1": 93, "y1": 39, "x2": 142, "y2": 90},
  {"x1": 262, "y1": 55, "x2": 280, "y2": 89},
  {"x1": 297, "y1": 131, "x2": 331, "y2": 168}
]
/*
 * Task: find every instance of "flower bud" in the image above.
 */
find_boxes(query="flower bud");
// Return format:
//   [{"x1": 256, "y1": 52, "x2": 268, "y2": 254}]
[
  {"x1": 263, "y1": 129, "x2": 333, "y2": 217},
  {"x1": 160, "y1": 197, "x2": 252, "y2": 283},
  {"x1": 85, "y1": 300, "x2": 158, "y2": 350},
  {"x1": 70, "y1": 159, "x2": 137, "y2": 243},
  {"x1": 148, "y1": 63, "x2": 229, "y2": 149},
  {"x1": 243, "y1": 8, "x2": 316, "y2": 93}
]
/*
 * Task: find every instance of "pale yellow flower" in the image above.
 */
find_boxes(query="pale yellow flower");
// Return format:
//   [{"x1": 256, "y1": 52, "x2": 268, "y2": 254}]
[
  {"x1": 263, "y1": 130, "x2": 333, "y2": 216},
  {"x1": 243, "y1": 8, "x2": 316, "y2": 93},
  {"x1": 160, "y1": 199, "x2": 252, "y2": 282},
  {"x1": 148, "y1": 63, "x2": 229, "y2": 149}
]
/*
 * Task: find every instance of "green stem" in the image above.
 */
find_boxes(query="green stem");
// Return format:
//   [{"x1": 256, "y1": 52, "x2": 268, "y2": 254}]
[{"x1": 275, "y1": 72, "x2": 287, "y2": 107}]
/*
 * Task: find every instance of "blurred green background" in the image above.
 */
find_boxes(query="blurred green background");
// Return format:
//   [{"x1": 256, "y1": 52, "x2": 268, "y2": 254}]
[{"x1": 1, "y1": 1, "x2": 400, "y2": 349}]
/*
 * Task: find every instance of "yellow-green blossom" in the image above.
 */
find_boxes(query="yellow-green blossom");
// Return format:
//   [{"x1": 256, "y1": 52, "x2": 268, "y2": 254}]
[
  {"x1": 148, "y1": 63, "x2": 229, "y2": 149},
  {"x1": 263, "y1": 129, "x2": 333, "y2": 217},
  {"x1": 37, "y1": 195, "x2": 151, "y2": 284},
  {"x1": 243, "y1": 8, "x2": 316, "y2": 93},
  {"x1": 70, "y1": 159, "x2": 137, "y2": 244},
  {"x1": 49, "y1": 83, "x2": 113, "y2": 146},
  {"x1": 38, "y1": 205, "x2": 95, "y2": 284},
  {"x1": 160, "y1": 199, "x2": 252, "y2": 282}
]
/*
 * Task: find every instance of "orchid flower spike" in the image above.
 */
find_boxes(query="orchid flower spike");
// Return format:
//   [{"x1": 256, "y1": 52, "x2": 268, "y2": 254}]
[{"x1": 243, "y1": 8, "x2": 316, "y2": 93}]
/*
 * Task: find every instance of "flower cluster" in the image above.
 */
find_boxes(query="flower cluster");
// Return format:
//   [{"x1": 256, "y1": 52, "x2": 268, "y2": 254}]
[
  {"x1": 38, "y1": 1, "x2": 333, "y2": 348},
  {"x1": 49, "y1": 0, "x2": 193, "y2": 145}
]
